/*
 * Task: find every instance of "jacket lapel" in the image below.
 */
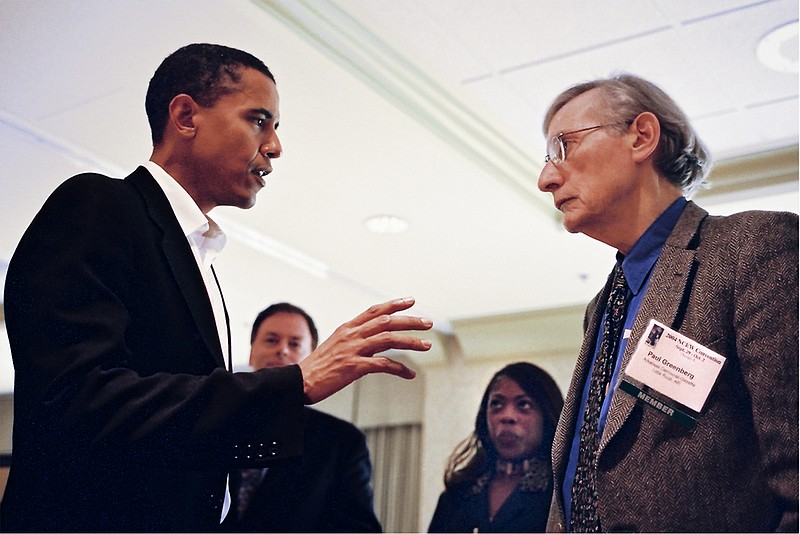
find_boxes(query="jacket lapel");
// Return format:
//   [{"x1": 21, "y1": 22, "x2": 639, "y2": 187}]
[
  {"x1": 127, "y1": 167, "x2": 226, "y2": 368},
  {"x1": 549, "y1": 280, "x2": 611, "y2": 529},
  {"x1": 599, "y1": 202, "x2": 708, "y2": 450},
  {"x1": 553, "y1": 283, "x2": 608, "y2": 475},
  {"x1": 493, "y1": 489, "x2": 543, "y2": 530}
]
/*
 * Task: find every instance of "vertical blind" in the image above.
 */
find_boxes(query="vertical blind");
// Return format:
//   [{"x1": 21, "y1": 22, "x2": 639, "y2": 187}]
[{"x1": 365, "y1": 423, "x2": 422, "y2": 533}]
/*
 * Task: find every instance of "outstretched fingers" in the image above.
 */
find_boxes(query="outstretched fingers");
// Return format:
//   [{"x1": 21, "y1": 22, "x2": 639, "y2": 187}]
[
  {"x1": 347, "y1": 297, "x2": 418, "y2": 327},
  {"x1": 300, "y1": 297, "x2": 434, "y2": 404},
  {"x1": 356, "y1": 330, "x2": 432, "y2": 357},
  {"x1": 353, "y1": 298, "x2": 433, "y2": 337},
  {"x1": 362, "y1": 355, "x2": 417, "y2": 380}
]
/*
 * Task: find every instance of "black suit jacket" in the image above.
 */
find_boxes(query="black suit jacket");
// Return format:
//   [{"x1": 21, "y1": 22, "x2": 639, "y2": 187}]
[
  {"x1": 1, "y1": 168, "x2": 304, "y2": 532},
  {"x1": 428, "y1": 477, "x2": 551, "y2": 532},
  {"x1": 226, "y1": 407, "x2": 382, "y2": 532}
]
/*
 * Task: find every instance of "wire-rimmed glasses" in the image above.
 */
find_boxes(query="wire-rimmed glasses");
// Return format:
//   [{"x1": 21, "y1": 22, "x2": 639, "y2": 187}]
[{"x1": 544, "y1": 122, "x2": 627, "y2": 165}]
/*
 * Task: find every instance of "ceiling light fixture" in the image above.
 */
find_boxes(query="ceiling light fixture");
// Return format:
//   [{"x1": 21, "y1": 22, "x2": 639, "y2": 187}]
[
  {"x1": 364, "y1": 214, "x2": 409, "y2": 234},
  {"x1": 756, "y1": 21, "x2": 799, "y2": 73}
]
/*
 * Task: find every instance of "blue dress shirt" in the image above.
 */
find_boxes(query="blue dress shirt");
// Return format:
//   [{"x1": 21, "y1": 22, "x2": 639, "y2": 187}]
[{"x1": 562, "y1": 197, "x2": 688, "y2": 526}]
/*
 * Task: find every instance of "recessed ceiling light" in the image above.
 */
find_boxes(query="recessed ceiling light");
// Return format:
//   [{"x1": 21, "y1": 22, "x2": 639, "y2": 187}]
[
  {"x1": 364, "y1": 214, "x2": 409, "y2": 234},
  {"x1": 756, "y1": 21, "x2": 798, "y2": 73}
]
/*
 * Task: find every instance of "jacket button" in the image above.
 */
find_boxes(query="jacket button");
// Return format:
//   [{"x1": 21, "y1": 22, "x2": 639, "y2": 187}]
[{"x1": 267, "y1": 441, "x2": 280, "y2": 457}]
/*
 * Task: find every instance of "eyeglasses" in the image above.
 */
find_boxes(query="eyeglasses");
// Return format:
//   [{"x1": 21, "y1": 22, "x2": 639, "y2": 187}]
[{"x1": 544, "y1": 122, "x2": 626, "y2": 165}]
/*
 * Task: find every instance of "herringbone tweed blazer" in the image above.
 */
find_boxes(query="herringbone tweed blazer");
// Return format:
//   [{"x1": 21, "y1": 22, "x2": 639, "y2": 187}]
[{"x1": 547, "y1": 201, "x2": 798, "y2": 532}]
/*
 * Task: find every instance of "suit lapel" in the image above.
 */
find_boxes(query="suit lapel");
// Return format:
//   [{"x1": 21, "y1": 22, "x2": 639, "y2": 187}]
[
  {"x1": 599, "y1": 202, "x2": 708, "y2": 450},
  {"x1": 493, "y1": 489, "x2": 541, "y2": 530},
  {"x1": 127, "y1": 167, "x2": 226, "y2": 368},
  {"x1": 549, "y1": 279, "x2": 611, "y2": 529},
  {"x1": 554, "y1": 285, "x2": 608, "y2": 474}
]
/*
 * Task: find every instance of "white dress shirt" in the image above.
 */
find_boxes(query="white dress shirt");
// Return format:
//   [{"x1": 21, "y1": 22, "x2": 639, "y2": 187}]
[{"x1": 142, "y1": 161, "x2": 232, "y2": 521}]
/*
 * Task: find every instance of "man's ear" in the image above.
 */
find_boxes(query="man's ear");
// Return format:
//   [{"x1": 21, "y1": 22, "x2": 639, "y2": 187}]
[
  {"x1": 629, "y1": 111, "x2": 660, "y2": 163},
  {"x1": 168, "y1": 94, "x2": 198, "y2": 139}
]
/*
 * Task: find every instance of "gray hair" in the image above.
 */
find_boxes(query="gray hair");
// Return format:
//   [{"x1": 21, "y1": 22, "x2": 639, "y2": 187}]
[{"x1": 542, "y1": 73, "x2": 711, "y2": 197}]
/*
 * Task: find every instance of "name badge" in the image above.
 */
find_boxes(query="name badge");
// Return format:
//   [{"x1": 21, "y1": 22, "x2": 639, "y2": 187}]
[{"x1": 622, "y1": 319, "x2": 726, "y2": 415}]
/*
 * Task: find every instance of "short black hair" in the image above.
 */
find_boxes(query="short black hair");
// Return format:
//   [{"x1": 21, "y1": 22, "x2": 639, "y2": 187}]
[
  {"x1": 250, "y1": 302, "x2": 319, "y2": 350},
  {"x1": 145, "y1": 43, "x2": 275, "y2": 145}
]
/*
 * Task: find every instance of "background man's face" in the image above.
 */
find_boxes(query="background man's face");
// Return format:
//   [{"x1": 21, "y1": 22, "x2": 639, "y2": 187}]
[{"x1": 249, "y1": 312, "x2": 312, "y2": 370}]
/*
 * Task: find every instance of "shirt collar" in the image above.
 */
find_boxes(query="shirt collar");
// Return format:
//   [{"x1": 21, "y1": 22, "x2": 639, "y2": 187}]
[
  {"x1": 618, "y1": 197, "x2": 687, "y2": 295},
  {"x1": 143, "y1": 161, "x2": 226, "y2": 262}
]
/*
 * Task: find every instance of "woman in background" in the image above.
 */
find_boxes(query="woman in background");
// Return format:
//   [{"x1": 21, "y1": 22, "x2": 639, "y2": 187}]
[{"x1": 428, "y1": 362, "x2": 563, "y2": 532}]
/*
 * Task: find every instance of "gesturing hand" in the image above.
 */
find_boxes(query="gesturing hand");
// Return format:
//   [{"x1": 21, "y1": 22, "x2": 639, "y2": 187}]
[{"x1": 298, "y1": 297, "x2": 433, "y2": 404}]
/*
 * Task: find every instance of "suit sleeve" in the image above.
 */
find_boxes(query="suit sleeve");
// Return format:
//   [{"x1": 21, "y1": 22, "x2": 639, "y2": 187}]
[
  {"x1": 327, "y1": 424, "x2": 383, "y2": 532},
  {"x1": 5, "y1": 175, "x2": 303, "y2": 468},
  {"x1": 732, "y1": 212, "x2": 799, "y2": 531}
]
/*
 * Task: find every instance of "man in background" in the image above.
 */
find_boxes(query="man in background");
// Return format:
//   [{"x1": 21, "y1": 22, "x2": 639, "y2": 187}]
[
  {"x1": 226, "y1": 302, "x2": 382, "y2": 532},
  {"x1": 1, "y1": 43, "x2": 431, "y2": 532},
  {"x1": 537, "y1": 73, "x2": 798, "y2": 532}
]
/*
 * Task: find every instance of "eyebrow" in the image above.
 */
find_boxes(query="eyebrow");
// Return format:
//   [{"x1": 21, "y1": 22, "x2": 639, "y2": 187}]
[
  {"x1": 250, "y1": 107, "x2": 274, "y2": 118},
  {"x1": 264, "y1": 331, "x2": 303, "y2": 341},
  {"x1": 490, "y1": 393, "x2": 532, "y2": 401}
]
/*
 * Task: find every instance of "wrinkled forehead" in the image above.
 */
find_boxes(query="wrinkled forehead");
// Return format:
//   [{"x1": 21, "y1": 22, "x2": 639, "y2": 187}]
[
  {"x1": 238, "y1": 68, "x2": 279, "y2": 103},
  {"x1": 257, "y1": 312, "x2": 310, "y2": 339},
  {"x1": 545, "y1": 88, "x2": 607, "y2": 137},
  {"x1": 488, "y1": 375, "x2": 527, "y2": 396}
]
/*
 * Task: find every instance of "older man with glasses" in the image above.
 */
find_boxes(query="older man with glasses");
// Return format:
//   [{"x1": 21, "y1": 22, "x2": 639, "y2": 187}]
[{"x1": 537, "y1": 73, "x2": 798, "y2": 533}]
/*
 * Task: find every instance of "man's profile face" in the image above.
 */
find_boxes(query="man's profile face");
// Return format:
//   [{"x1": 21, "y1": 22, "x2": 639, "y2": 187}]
[
  {"x1": 249, "y1": 312, "x2": 313, "y2": 370},
  {"x1": 537, "y1": 88, "x2": 638, "y2": 243},
  {"x1": 186, "y1": 67, "x2": 282, "y2": 212}
]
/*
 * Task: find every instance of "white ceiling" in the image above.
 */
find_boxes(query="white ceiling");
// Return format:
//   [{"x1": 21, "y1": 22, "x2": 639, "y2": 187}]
[{"x1": 1, "y1": 0, "x2": 798, "y2": 391}]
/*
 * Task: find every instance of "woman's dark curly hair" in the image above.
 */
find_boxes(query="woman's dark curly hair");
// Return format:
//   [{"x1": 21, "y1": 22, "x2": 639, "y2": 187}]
[{"x1": 443, "y1": 362, "x2": 564, "y2": 489}]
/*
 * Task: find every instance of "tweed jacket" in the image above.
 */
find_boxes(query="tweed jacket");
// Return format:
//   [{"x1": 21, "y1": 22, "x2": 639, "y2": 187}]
[
  {"x1": 547, "y1": 201, "x2": 799, "y2": 532},
  {"x1": 1, "y1": 167, "x2": 305, "y2": 532}
]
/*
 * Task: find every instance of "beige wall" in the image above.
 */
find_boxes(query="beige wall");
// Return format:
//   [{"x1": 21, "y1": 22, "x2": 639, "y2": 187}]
[{"x1": 0, "y1": 395, "x2": 11, "y2": 454}]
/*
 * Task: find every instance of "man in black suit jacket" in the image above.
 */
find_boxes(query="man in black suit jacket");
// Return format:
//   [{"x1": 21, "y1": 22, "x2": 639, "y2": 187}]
[
  {"x1": 0, "y1": 43, "x2": 431, "y2": 532},
  {"x1": 226, "y1": 303, "x2": 382, "y2": 532}
]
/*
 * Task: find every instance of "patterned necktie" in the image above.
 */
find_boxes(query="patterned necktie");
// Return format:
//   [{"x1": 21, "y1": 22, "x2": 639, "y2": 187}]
[
  {"x1": 236, "y1": 468, "x2": 265, "y2": 520},
  {"x1": 570, "y1": 265, "x2": 629, "y2": 532}
]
